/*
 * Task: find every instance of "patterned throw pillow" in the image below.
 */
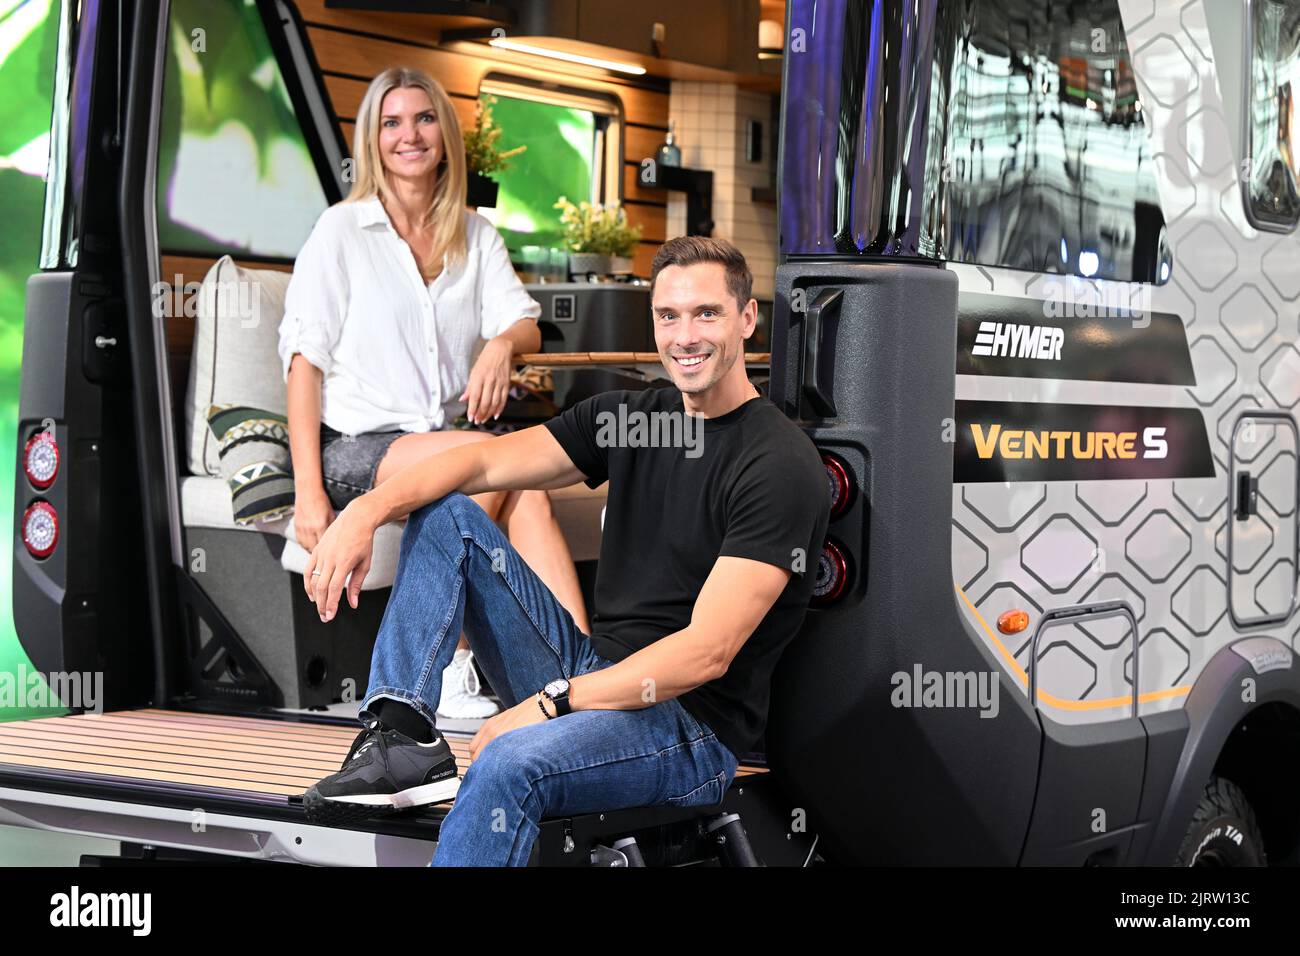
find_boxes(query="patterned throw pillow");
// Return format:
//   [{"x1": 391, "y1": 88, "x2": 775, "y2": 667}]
[{"x1": 206, "y1": 404, "x2": 294, "y2": 526}]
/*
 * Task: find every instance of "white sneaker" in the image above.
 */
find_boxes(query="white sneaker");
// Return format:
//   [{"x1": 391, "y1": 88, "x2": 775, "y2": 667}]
[{"x1": 436, "y1": 649, "x2": 502, "y2": 719}]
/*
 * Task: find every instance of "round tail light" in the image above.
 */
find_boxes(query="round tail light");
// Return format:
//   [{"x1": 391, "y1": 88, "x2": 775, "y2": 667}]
[
  {"x1": 811, "y1": 538, "x2": 850, "y2": 606},
  {"x1": 821, "y1": 452, "x2": 854, "y2": 519},
  {"x1": 22, "y1": 500, "x2": 59, "y2": 558},
  {"x1": 24, "y1": 431, "x2": 59, "y2": 489}
]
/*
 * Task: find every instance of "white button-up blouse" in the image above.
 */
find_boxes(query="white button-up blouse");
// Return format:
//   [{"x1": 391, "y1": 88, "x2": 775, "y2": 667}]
[{"x1": 277, "y1": 197, "x2": 541, "y2": 434}]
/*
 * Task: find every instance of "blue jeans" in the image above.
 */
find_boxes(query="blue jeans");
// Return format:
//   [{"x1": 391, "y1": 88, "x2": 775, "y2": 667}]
[{"x1": 362, "y1": 492, "x2": 739, "y2": 866}]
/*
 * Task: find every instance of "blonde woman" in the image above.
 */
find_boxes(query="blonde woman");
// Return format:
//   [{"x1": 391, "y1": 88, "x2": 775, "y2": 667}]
[{"x1": 278, "y1": 67, "x2": 589, "y2": 719}]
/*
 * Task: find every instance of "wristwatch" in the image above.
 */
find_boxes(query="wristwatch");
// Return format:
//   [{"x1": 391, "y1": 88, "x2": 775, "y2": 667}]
[{"x1": 539, "y1": 678, "x2": 572, "y2": 718}]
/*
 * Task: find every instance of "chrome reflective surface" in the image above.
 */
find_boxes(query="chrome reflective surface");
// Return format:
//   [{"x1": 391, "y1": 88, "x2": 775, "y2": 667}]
[
  {"x1": 39, "y1": 0, "x2": 81, "y2": 269},
  {"x1": 780, "y1": 0, "x2": 1173, "y2": 284},
  {"x1": 1244, "y1": 0, "x2": 1300, "y2": 231}
]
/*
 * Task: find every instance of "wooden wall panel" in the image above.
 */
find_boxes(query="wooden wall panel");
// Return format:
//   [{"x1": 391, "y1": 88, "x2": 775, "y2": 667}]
[
  {"x1": 623, "y1": 125, "x2": 667, "y2": 166},
  {"x1": 293, "y1": 0, "x2": 467, "y2": 38},
  {"x1": 633, "y1": 243, "x2": 659, "y2": 278},
  {"x1": 307, "y1": 28, "x2": 482, "y2": 96},
  {"x1": 623, "y1": 162, "x2": 671, "y2": 204},
  {"x1": 624, "y1": 204, "x2": 666, "y2": 243},
  {"x1": 305, "y1": 28, "x2": 669, "y2": 128}
]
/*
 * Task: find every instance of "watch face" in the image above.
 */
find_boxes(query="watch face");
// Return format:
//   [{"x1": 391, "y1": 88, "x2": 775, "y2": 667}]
[{"x1": 545, "y1": 679, "x2": 569, "y2": 698}]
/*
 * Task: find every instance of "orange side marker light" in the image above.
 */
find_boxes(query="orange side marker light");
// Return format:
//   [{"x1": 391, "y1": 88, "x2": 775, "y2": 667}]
[{"x1": 997, "y1": 609, "x2": 1030, "y2": 635}]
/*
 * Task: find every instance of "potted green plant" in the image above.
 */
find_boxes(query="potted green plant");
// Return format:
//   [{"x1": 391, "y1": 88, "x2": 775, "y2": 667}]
[
  {"x1": 554, "y1": 197, "x2": 643, "y2": 277},
  {"x1": 463, "y1": 95, "x2": 526, "y2": 208}
]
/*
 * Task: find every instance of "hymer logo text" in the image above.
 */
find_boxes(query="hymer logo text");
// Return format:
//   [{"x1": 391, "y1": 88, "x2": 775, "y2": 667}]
[
  {"x1": 595, "y1": 404, "x2": 704, "y2": 459},
  {"x1": 890, "y1": 665, "x2": 1000, "y2": 718}
]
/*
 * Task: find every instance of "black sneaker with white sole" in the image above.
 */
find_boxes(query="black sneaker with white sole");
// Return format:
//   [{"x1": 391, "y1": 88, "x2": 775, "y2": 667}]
[{"x1": 303, "y1": 718, "x2": 461, "y2": 826}]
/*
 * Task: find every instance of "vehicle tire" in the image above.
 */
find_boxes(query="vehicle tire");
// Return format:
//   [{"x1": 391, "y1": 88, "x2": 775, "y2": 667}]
[{"x1": 1173, "y1": 775, "x2": 1267, "y2": 867}]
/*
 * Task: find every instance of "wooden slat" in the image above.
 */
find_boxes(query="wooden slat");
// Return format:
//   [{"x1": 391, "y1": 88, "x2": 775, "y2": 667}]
[
  {"x1": 322, "y1": 73, "x2": 369, "y2": 121},
  {"x1": 0, "y1": 738, "x2": 331, "y2": 783},
  {"x1": 294, "y1": 0, "x2": 468, "y2": 38},
  {"x1": 309, "y1": 27, "x2": 482, "y2": 97},
  {"x1": 624, "y1": 125, "x2": 667, "y2": 166},
  {"x1": 446, "y1": 95, "x2": 479, "y2": 135},
  {"x1": 0, "y1": 751, "x2": 312, "y2": 797},
  {"x1": 633, "y1": 242, "x2": 660, "y2": 277},
  {"x1": 622, "y1": 163, "x2": 668, "y2": 205},
  {"x1": 308, "y1": 27, "x2": 668, "y2": 126},
  {"x1": 324, "y1": 73, "x2": 478, "y2": 132},
  {"x1": 54, "y1": 715, "x2": 351, "y2": 755},
  {"x1": 159, "y1": 255, "x2": 293, "y2": 284},
  {"x1": 0, "y1": 721, "x2": 349, "y2": 763},
  {"x1": 132, "y1": 708, "x2": 355, "y2": 738},
  {"x1": 624, "y1": 202, "x2": 666, "y2": 243}
]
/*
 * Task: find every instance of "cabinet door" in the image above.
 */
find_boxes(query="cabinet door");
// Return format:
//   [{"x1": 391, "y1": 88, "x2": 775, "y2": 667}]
[
  {"x1": 577, "y1": 0, "x2": 736, "y2": 70},
  {"x1": 1228, "y1": 413, "x2": 1298, "y2": 627}
]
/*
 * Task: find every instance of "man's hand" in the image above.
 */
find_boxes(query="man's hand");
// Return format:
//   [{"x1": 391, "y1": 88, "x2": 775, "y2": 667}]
[
  {"x1": 468, "y1": 693, "x2": 551, "y2": 761},
  {"x1": 303, "y1": 498, "x2": 378, "y2": 622}
]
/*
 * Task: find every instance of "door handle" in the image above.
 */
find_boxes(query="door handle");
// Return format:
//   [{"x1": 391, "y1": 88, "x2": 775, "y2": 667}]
[
  {"x1": 1235, "y1": 471, "x2": 1258, "y2": 521},
  {"x1": 802, "y1": 288, "x2": 843, "y2": 418}
]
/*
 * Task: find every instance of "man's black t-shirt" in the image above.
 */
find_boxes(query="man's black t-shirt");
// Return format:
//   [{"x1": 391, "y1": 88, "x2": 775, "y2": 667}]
[{"x1": 543, "y1": 386, "x2": 831, "y2": 759}]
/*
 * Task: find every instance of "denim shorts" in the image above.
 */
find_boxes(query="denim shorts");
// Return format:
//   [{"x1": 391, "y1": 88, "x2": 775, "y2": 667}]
[{"x1": 318, "y1": 423, "x2": 405, "y2": 511}]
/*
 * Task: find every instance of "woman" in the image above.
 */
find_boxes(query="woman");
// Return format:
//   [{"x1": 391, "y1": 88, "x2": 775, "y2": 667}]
[{"x1": 278, "y1": 66, "x2": 589, "y2": 719}]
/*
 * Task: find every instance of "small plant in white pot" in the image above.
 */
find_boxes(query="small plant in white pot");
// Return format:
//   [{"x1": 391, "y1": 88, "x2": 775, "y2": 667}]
[{"x1": 555, "y1": 197, "x2": 642, "y2": 277}]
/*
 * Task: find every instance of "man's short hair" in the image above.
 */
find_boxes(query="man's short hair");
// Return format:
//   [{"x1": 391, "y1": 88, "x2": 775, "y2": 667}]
[{"x1": 650, "y1": 236, "x2": 753, "y2": 311}]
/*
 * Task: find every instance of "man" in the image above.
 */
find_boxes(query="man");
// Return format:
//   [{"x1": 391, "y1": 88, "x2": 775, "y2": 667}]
[{"x1": 302, "y1": 236, "x2": 830, "y2": 866}]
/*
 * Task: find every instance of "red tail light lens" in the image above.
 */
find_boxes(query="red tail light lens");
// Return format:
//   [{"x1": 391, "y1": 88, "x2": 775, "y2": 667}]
[
  {"x1": 22, "y1": 500, "x2": 59, "y2": 558},
  {"x1": 24, "y1": 431, "x2": 59, "y2": 490},
  {"x1": 811, "y1": 538, "x2": 850, "y2": 606},
  {"x1": 821, "y1": 452, "x2": 854, "y2": 519}
]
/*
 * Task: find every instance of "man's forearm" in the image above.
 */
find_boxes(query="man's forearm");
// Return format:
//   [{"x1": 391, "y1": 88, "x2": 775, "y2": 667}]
[
  {"x1": 354, "y1": 442, "x2": 487, "y2": 528},
  {"x1": 567, "y1": 627, "x2": 724, "y2": 712}
]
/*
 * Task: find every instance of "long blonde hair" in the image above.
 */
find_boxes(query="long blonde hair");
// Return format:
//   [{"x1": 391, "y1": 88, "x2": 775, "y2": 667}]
[{"x1": 346, "y1": 67, "x2": 468, "y2": 276}]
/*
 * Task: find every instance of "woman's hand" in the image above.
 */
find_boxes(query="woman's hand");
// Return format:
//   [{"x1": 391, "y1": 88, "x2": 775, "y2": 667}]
[
  {"x1": 460, "y1": 336, "x2": 515, "y2": 425},
  {"x1": 294, "y1": 485, "x2": 335, "y2": 552},
  {"x1": 303, "y1": 498, "x2": 378, "y2": 622}
]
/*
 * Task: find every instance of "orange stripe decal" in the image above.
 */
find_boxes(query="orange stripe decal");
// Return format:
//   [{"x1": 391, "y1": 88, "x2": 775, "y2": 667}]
[{"x1": 954, "y1": 582, "x2": 1191, "y2": 712}]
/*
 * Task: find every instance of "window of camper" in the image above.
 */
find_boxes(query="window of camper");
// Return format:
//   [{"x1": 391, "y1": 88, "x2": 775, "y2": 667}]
[
  {"x1": 937, "y1": 1, "x2": 1171, "y2": 283},
  {"x1": 780, "y1": 0, "x2": 1174, "y2": 284},
  {"x1": 156, "y1": 0, "x2": 328, "y2": 258},
  {"x1": 1245, "y1": 0, "x2": 1300, "y2": 232},
  {"x1": 474, "y1": 78, "x2": 621, "y2": 255}
]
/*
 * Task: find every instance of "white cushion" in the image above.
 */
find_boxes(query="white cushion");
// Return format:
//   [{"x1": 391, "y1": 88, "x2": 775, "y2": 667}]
[
  {"x1": 281, "y1": 516, "x2": 408, "y2": 589},
  {"x1": 184, "y1": 256, "x2": 293, "y2": 477},
  {"x1": 180, "y1": 475, "x2": 608, "y2": 590},
  {"x1": 181, "y1": 475, "x2": 404, "y2": 590}
]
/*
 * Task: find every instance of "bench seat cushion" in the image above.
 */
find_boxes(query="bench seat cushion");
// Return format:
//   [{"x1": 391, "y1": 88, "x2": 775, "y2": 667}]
[{"x1": 181, "y1": 476, "x2": 607, "y2": 590}]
